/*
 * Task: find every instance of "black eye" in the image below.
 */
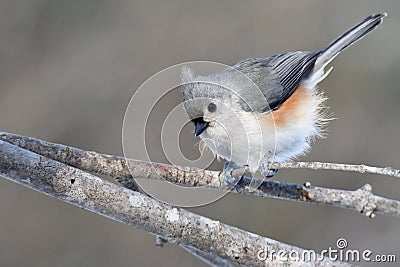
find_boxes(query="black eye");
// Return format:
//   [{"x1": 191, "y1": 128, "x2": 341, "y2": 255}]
[{"x1": 207, "y1": 102, "x2": 217, "y2": 113}]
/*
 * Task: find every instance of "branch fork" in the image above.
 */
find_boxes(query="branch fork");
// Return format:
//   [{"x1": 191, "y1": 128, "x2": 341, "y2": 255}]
[{"x1": 1, "y1": 131, "x2": 400, "y2": 266}]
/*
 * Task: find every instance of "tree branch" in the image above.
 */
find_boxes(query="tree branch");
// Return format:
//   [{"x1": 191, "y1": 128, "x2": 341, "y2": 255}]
[
  {"x1": 270, "y1": 161, "x2": 400, "y2": 179},
  {"x1": 0, "y1": 139, "x2": 353, "y2": 267},
  {"x1": 1, "y1": 132, "x2": 399, "y2": 218}
]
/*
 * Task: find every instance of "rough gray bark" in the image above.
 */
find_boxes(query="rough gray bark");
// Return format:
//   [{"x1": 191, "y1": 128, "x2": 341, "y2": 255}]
[
  {"x1": 1, "y1": 132, "x2": 399, "y2": 218},
  {"x1": 0, "y1": 139, "x2": 353, "y2": 267}
]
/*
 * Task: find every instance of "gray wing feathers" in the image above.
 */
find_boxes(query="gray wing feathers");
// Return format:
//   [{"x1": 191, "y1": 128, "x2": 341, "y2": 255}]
[
  {"x1": 266, "y1": 51, "x2": 321, "y2": 109},
  {"x1": 232, "y1": 51, "x2": 321, "y2": 111}
]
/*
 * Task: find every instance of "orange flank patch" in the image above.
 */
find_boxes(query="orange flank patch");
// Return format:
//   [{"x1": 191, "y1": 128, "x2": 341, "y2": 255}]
[{"x1": 270, "y1": 85, "x2": 310, "y2": 127}]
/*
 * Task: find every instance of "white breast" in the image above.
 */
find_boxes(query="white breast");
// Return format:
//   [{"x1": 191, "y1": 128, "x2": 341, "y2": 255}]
[{"x1": 200, "y1": 85, "x2": 328, "y2": 174}]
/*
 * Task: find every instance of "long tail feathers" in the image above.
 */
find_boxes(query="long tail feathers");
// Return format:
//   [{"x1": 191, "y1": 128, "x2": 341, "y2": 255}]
[{"x1": 314, "y1": 13, "x2": 387, "y2": 72}]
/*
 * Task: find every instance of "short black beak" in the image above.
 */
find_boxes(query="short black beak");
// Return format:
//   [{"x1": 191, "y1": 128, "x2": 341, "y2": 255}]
[{"x1": 194, "y1": 120, "x2": 209, "y2": 137}]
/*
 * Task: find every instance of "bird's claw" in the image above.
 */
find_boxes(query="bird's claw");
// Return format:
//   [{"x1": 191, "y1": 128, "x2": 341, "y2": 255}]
[
  {"x1": 260, "y1": 162, "x2": 279, "y2": 178},
  {"x1": 264, "y1": 168, "x2": 279, "y2": 178},
  {"x1": 220, "y1": 162, "x2": 247, "y2": 186}
]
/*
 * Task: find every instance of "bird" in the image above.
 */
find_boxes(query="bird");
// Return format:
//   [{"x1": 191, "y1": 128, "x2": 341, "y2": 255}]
[{"x1": 180, "y1": 13, "x2": 387, "y2": 184}]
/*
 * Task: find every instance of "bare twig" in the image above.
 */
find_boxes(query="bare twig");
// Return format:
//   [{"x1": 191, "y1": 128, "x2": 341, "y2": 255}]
[
  {"x1": 2, "y1": 132, "x2": 399, "y2": 179},
  {"x1": 270, "y1": 161, "x2": 400, "y2": 179},
  {"x1": 1, "y1": 132, "x2": 399, "y2": 218},
  {"x1": 0, "y1": 140, "x2": 352, "y2": 267}
]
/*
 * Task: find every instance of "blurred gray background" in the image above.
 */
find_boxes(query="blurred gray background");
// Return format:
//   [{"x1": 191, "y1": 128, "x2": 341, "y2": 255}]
[{"x1": 1, "y1": 0, "x2": 400, "y2": 266}]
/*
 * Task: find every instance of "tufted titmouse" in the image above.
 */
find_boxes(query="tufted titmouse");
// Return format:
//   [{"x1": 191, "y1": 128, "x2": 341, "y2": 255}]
[{"x1": 180, "y1": 13, "x2": 386, "y2": 184}]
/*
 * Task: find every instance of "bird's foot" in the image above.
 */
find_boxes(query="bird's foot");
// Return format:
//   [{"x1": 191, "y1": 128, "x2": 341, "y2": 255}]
[
  {"x1": 264, "y1": 168, "x2": 279, "y2": 178},
  {"x1": 220, "y1": 162, "x2": 248, "y2": 186},
  {"x1": 260, "y1": 162, "x2": 279, "y2": 178}
]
